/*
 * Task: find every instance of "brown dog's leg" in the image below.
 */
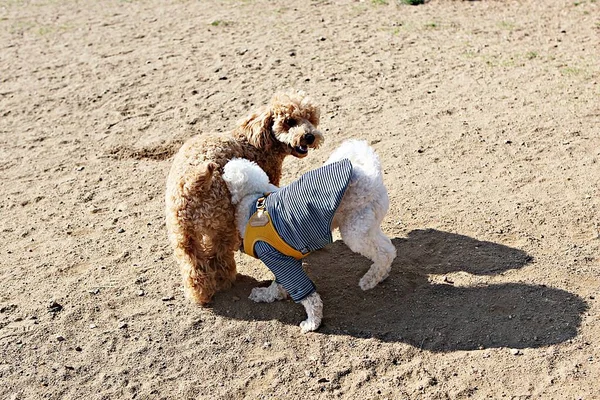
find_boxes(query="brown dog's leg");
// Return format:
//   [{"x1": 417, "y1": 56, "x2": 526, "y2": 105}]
[
  {"x1": 175, "y1": 235, "x2": 218, "y2": 305},
  {"x1": 212, "y1": 228, "x2": 239, "y2": 291}
]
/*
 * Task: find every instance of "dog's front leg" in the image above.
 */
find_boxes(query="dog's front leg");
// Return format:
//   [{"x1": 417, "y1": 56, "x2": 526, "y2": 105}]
[
  {"x1": 249, "y1": 281, "x2": 288, "y2": 303},
  {"x1": 299, "y1": 292, "x2": 323, "y2": 333}
]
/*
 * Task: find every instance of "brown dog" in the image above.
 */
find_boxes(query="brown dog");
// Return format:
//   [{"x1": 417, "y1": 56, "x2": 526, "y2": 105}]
[{"x1": 165, "y1": 91, "x2": 324, "y2": 304}]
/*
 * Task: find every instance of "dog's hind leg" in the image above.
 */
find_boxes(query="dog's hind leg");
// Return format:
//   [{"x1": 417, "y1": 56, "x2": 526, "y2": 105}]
[
  {"x1": 176, "y1": 229, "x2": 239, "y2": 304},
  {"x1": 358, "y1": 228, "x2": 396, "y2": 290},
  {"x1": 212, "y1": 227, "x2": 241, "y2": 291},
  {"x1": 340, "y1": 212, "x2": 396, "y2": 290},
  {"x1": 174, "y1": 236, "x2": 218, "y2": 304}
]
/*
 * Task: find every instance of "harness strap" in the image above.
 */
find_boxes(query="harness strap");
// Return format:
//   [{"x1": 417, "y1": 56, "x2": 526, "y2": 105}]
[{"x1": 243, "y1": 196, "x2": 306, "y2": 260}]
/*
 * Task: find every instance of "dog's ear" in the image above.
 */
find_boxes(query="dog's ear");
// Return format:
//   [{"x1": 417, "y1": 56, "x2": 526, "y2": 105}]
[{"x1": 236, "y1": 107, "x2": 273, "y2": 149}]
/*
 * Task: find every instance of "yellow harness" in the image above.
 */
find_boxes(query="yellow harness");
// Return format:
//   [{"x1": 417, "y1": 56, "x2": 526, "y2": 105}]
[{"x1": 243, "y1": 194, "x2": 307, "y2": 260}]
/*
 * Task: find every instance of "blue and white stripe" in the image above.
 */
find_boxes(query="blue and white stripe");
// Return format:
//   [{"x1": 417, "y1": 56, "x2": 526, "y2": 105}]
[
  {"x1": 250, "y1": 159, "x2": 353, "y2": 302},
  {"x1": 254, "y1": 241, "x2": 316, "y2": 301}
]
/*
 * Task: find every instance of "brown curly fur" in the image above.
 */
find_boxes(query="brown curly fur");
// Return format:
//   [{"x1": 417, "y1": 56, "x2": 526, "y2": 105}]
[{"x1": 165, "y1": 91, "x2": 324, "y2": 304}]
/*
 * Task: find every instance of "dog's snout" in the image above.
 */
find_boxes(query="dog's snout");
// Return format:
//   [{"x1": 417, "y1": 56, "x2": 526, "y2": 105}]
[{"x1": 305, "y1": 133, "x2": 315, "y2": 145}]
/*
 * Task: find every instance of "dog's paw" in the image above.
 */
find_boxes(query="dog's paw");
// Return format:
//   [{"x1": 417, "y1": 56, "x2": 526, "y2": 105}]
[
  {"x1": 300, "y1": 318, "x2": 320, "y2": 333},
  {"x1": 359, "y1": 275, "x2": 377, "y2": 291},
  {"x1": 249, "y1": 287, "x2": 272, "y2": 303},
  {"x1": 249, "y1": 283, "x2": 288, "y2": 303},
  {"x1": 359, "y1": 266, "x2": 389, "y2": 291}
]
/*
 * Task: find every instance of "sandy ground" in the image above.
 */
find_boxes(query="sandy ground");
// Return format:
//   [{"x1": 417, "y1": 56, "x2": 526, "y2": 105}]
[{"x1": 1, "y1": 0, "x2": 599, "y2": 398}]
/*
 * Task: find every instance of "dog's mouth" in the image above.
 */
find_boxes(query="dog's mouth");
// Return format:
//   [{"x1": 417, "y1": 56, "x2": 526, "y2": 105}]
[
  {"x1": 290, "y1": 132, "x2": 320, "y2": 158},
  {"x1": 293, "y1": 145, "x2": 309, "y2": 157}
]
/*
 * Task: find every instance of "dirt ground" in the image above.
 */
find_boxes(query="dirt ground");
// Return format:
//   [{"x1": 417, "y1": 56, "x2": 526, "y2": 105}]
[{"x1": 1, "y1": 0, "x2": 599, "y2": 398}]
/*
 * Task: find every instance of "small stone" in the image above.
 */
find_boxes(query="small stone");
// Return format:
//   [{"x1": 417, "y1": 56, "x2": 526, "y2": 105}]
[
  {"x1": 505, "y1": 140, "x2": 512, "y2": 144},
  {"x1": 76, "y1": 166, "x2": 84, "y2": 171},
  {"x1": 162, "y1": 296, "x2": 175, "y2": 301},
  {"x1": 262, "y1": 341, "x2": 271, "y2": 349},
  {"x1": 118, "y1": 322, "x2": 128, "y2": 329},
  {"x1": 117, "y1": 228, "x2": 125, "y2": 233},
  {"x1": 0, "y1": 304, "x2": 17, "y2": 313},
  {"x1": 138, "y1": 290, "x2": 145, "y2": 297},
  {"x1": 318, "y1": 36, "x2": 326, "y2": 41},
  {"x1": 304, "y1": 370, "x2": 314, "y2": 378},
  {"x1": 510, "y1": 348, "x2": 522, "y2": 355},
  {"x1": 134, "y1": 275, "x2": 146, "y2": 283},
  {"x1": 87, "y1": 288, "x2": 100, "y2": 295},
  {"x1": 48, "y1": 300, "x2": 63, "y2": 313},
  {"x1": 55, "y1": 335, "x2": 66, "y2": 342},
  {"x1": 75, "y1": 346, "x2": 82, "y2": 352},
  {"x1": 89, "y1": 323, "x2": 97, "y2": 329},
  {"x1": 317, "y1": 377, "x2": 329, "y2": 383}
]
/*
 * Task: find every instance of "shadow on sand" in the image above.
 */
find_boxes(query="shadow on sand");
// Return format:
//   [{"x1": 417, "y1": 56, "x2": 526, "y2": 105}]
[{"x1": 212, "y1": 229, "x2": 588, "y2": 352}]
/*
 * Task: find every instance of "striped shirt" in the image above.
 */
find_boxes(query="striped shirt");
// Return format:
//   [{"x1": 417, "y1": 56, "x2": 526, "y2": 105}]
[{"x1": 249, "y1": 159, "x2": 353, "y2": 302}]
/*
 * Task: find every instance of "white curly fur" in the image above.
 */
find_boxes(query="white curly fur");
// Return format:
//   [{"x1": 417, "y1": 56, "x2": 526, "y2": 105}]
[
  {"x1": 222, "y1": 140, "x2": 396, "y2": 332},
  {"x1": 248, "y1": 280, "x2": 289, "y2": 303},
  {"x1": 299, "y1": 292, "x2": 323, "y2": 333},
  {"x1": 326, "y1": 140, "x2": 396, "y2": 290},
  {"x1": 222, "y1": 158, "x2": 279, "y2": 237}
]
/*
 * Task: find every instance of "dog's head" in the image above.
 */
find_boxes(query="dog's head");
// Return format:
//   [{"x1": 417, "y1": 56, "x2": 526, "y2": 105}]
[
  {"x1": 222, "y1": 158, "x2": 273, "y2": 205},
  {"x1": 234, "y1": 90, "x2": 324, "y2": 158}
]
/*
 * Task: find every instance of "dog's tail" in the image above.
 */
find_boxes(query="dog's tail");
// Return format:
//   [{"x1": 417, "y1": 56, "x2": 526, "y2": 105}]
[
  {"x1": 325, "y1": 140, "x2": 383, "y2": 185},
  {"x1": 180, "y1": 161, "x2": 219, "y2": 196}
]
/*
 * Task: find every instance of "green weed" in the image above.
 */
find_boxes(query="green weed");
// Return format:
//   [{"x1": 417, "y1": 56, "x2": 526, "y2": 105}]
[
  {"x1": 210, "y1": 20, "x2": 232, "y2": 27},
  {"x1": 498, "y1": 20, "x2": 516, "y2": 30},
  {"x1": 560, "y1": 66, "x2": 583, "y2": 76},
  {"x1": 526, "y1": 51, "x2": 538, "y2": 60}
]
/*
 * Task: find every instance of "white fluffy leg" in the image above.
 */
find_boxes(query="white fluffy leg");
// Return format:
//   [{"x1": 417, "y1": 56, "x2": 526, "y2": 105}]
[
  {"x1": 299, "y1": 292, "x2": 323, "y2": 333},
  {"x1": 358, "y1": 229, "x2": 396, "y2": 290},
  {"x1": 249, "y1": 281, "x2": 288, "y2": 303},
  {"x1": 342, "y1": 222, "x2": 396, "y2": 291}
]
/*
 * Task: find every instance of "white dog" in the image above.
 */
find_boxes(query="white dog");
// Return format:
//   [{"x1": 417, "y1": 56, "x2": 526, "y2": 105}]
[{"x1": 222, "y1": 140, "x2": 396, "y2": 332}]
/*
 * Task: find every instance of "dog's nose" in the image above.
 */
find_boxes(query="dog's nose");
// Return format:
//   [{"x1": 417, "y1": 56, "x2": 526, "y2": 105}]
[{"x1": 305, "y1": 133, "x2": 315, "y2": 145}]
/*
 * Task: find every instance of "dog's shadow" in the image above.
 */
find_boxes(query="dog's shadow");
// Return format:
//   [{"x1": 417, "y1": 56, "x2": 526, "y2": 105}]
[{"x1": 212, "y1": 229, "x2": 588, "y2": 352}]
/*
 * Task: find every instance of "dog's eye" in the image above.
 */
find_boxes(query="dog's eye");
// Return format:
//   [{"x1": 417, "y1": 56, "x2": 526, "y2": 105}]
[{"x1": 285, "y1": 118, "x2": 297, "y2": 128}]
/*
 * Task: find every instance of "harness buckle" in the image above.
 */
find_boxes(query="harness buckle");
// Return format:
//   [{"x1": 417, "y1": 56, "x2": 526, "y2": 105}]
[{"x1": 255, "y1": 192, "x2": 271, "y2": 210}]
